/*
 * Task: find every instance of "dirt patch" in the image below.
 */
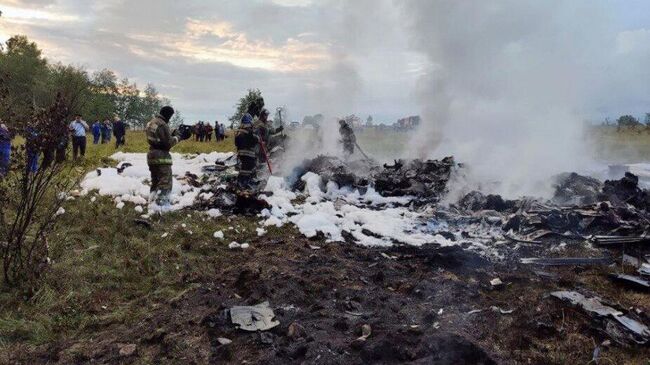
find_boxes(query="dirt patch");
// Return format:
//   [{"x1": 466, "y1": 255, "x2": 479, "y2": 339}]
[{"x1": 6, "y1": 228, "x2": 649, "y2": 364}]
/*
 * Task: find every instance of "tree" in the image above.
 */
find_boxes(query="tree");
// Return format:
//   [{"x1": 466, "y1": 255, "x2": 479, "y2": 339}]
[
  {"x1": 83, "y1": 69, "x2": 118, "y2": 121},
  {"x1": 47, "y1": 64, "x2": 91, "y2": 120},
  {"x1": 170, "y1": 109, "x2": 184, "y2": 127},
  {"x1": 229, "y1": 89, "x2": 265, "y2": 128},
  {"x1": 617, "y1": 115, "x2": 641, "y2": 129},
  {"x1": 0, "y1": 90, "x2": 77, "y2": 289},
  {"x1": 644, "y1": 113, "x2": 650, "y2": 126},
  {"x1": 0, "y1": 36, "x2": 49, "y2": 122},
  {"x1": 115, "y1": 78, "x2": 140, "y2": 125}
]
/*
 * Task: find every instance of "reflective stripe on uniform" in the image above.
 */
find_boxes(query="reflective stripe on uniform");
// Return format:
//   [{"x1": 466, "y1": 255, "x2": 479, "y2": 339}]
[
  {"x1": 148, "y1": 158, "x2": 173, "y2": 165},
  {"x1": 238, "y1": 150, "x2": 256, "y2": 158},
  {"x1": 238, "y1": 169, "x2": 253, "y2": 176}
]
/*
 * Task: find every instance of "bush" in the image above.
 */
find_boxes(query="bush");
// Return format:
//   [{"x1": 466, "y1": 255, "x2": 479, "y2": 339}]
[{"x1": 0, "y1": 92, "x2": 76, "y2": 289}]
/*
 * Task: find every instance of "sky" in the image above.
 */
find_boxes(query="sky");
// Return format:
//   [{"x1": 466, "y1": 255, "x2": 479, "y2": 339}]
[{"x1": 1, "y1": 0, "x2": 650, "y2": 125}]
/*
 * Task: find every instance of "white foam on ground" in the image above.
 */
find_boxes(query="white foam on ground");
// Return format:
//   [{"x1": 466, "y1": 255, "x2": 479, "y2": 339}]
[
  {"x1": 260, "y1": 174, "x2": 455, "y2": 247},
  {"x1": 83, "y1": 153, "x2": 461, "y2": 249},
  {"x1": 81, "y1": 152, "x2": 233, "y2": 213}
]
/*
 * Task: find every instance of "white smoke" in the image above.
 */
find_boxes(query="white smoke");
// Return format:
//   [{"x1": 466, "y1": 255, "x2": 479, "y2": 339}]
[{"x1": 399, "y1": 0, "x2": 650, "y2": 198}]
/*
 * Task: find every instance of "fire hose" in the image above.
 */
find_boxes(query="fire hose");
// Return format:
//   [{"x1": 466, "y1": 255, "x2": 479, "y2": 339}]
[
  {"x1": 354, "y1": 140, "x2": 371, "y2": 161},
  {"x1": 258, "y1": 133, "x2": 273, "y2": 174}
]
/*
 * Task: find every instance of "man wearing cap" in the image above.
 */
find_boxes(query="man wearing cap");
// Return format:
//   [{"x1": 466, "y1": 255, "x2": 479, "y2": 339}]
[
  {"x1": 146, "y1": 106, "x2": 188, "y2": 206},
  {"x1": 235, "y1": 113, "x2": 259, "y2": 188}
]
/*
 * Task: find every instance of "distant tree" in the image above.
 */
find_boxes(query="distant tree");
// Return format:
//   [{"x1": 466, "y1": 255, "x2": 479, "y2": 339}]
[
  {"x1": 170, "y1": 110, "x2": 184, "y2": 127},
  {"x1": 366, "y1": 115, "x2": 374, "y2": 127},
  {"x1": 0, "y1": 35, "x2": 172, "y2": 129},
  {"x1": 115, "y1": 78, "x2": 140, "y2": 125},
  {"x1": 617, "y1": 114, "x2": 641, "y2": 129},
  {"x1": 0, "y1": 35, "x2": 49, "y2": 121},
  {"x1": 229, "y1": 89, "x2": 265, "y2": 128},
  {"x1": 644, "y1": 113, "x2": 650, "y2": 126},
  {"x1": 47, "y1": 63, "x2": 91, "y2": 119},
  {"x1": 81, "y1": 69, "x2": 118, "y2": 121}
]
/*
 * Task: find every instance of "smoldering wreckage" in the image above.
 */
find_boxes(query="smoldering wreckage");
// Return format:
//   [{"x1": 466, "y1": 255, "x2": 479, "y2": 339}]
[{"x1": 76, "y1": 144, "x2": 650, "y2": 364}]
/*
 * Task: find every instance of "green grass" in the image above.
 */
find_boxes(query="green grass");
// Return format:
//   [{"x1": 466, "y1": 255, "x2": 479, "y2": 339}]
[
  {"x1": 0, "y1": 130, "x2": 239, "y2": 353},
  {"x1": 589, "y1": 126, "x2": 650, "y2": 163},
  {"x1": 0, "y1": 126, "x2": 649, "y2": 358}
]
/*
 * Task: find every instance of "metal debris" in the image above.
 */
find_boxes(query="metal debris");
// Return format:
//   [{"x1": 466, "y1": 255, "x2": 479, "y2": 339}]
[
  {"x1": 229, "y1": 301, "x2": 280, "y2": 332},
  {"x1": 520, "y1": 257, "x2": 614, "y2": 266},
  {"x1": 551, "y1": 291, "x2": 650, "y2": 345},
  {"x1": 609, "y1": 274, "x2": 650, "y2": 290},
  {"x1": 592, "y1": 235, "x2": 650, "y2": 246}
]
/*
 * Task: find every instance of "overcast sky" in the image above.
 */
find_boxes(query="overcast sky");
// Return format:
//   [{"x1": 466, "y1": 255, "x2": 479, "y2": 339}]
[{"x1": 1, "y1": 0, "x2": 650, "y2": 124}]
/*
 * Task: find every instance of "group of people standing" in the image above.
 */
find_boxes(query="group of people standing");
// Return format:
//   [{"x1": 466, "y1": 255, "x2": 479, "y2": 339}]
[
  {"x1": 92, "y1": 117, "x2": 126, "y2": 148},
  {"x1": 0, "y1": 114, "x2": 129, "y2": 177},
  {"x1": 193, "y1": 121, "x2": 226, "y2": 142}
]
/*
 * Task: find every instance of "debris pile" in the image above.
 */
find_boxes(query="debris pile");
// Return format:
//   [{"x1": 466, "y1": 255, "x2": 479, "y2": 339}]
[
  {"x1": 372, "y1": 156, "x2": 456, "y2": 203},
  {"x1": 290, "y1": 155, "x2": 457, "y2": 203}
]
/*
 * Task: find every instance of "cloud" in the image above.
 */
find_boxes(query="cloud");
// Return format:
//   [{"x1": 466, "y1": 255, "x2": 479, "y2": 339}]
[{"x1": 3, "y1": 0, "x2": 649, "y2": 131}]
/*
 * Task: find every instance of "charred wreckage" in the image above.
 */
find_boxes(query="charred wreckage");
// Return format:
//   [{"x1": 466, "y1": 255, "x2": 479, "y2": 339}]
[{"x1": 182, "y1": 151, "x2": 650, "y2": 347}]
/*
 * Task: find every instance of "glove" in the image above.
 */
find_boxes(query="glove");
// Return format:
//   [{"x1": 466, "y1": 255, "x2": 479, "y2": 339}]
[
  {"x1": 172, "y1": 129, "x2": 180, "y2": 137},
  {"x1": 275, "y1": 125, "x2": 284, "y2": 133}
]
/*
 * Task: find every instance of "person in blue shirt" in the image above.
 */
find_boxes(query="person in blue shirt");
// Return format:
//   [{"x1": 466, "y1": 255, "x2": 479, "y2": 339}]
[
  {"x1": 92, "y1": 120, "x2": 101, "y2": 144},
  {"x1": 68, "y1": 114, "x2": 89, "y2": 160},
  {"x1": 0, "y1": 121, "x2": 11, "y2": 177},
  {"x1": 102, "y1": 120, "x2": 112, "y2": 143}
]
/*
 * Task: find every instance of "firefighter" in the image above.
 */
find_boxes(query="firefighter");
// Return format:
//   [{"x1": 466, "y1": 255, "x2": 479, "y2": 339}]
[
  {"x1": 235, "y1": 114, "x2": 259, "y2": 188},
  {"x1": 338, "y1": 119, "x2": 356, "y2": 156},
  {"x1": 145, "y1": 106, "x2": 189, "y2": 207}
]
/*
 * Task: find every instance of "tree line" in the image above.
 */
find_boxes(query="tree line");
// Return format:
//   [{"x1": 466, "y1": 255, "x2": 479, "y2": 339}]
[
  {"x1": 0, "y1": 35, "x2": 182, "y2": 128},
  {"x1": 604, "y1": 114, "x2": 650, "y2": 130}
]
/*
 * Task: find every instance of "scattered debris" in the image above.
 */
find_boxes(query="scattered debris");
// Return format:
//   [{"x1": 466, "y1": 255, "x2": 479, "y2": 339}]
[
  {"x1": 287, "y1": 322, "x2": 306, "y2": 339},
  {"x1": 118, "y1": 344, "x2": 137, "y2": 357},
  {"x1": 350, "y1": 324, "x2": 372, "y2": 349},
  {"x1": 520, "y1": 257, "x2": 614, "y2": 266},
  {"x1": 216, "y1": 337, "x2": 232, "y2": 345},
  {"x1": 609, "y1": 274, "x2": 650, "y2": 290},
  {"x1": 490, "y1": 306, "x2": 514, "y2": 314},
  {"x1": 490, "y1": 278, "x2": 504, "y2": 288},
  {"x1": 551, "y1": 291, "x2": 650, "y2": 345},
  {"x1": 229, "y1": 301, "x2": 280, "y2": 332},
  {"x1": 133, "y1": 218, "x2": 153, "y2": 229}
]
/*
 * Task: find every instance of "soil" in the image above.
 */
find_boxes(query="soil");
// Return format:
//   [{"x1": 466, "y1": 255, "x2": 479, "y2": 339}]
[{"x1": 7, "y1": 232, "x2": 650, "y2": 364}]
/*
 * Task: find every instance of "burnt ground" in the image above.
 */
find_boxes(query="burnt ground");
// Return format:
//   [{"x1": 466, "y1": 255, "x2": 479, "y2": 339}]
[{"x1": 6, "y1": 228, "x2": 649, "y2": 365}]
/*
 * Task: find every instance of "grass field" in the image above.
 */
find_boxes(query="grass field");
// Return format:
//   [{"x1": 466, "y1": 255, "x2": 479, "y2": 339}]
[
  {"x1": 0, "y1": 127, "x2": 649, "y2": 363},
  {"x1": 0, "y1": 131, "x2": 244, "y2": 354}
]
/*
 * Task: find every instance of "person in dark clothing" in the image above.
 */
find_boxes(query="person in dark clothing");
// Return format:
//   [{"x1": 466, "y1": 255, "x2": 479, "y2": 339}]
[
  {"x1": 0, "y1": 121, "x2": 12, "y2": 176},
  {"x1": 205, "y1": 123, "x2": 213, "y2": 142},
  {"x1": 146, "y1": 106, "x2": 190, "y2": 207},
  {"x1": 339, "y1": 120, "x2": 356, "y2": 157},
  {"x1": 214, "y1": 121, "x2": 221, "y2": 141},
  {"x1": 113, "y1": 117, "x2": 126, "y2": 148},
  {"x1": 25, "y1": 126, "x2": 39, "y2": 173},
  {"x1": 235, "y1": 114, "x2": 259, "y2": 188},
  {"x1": 194, "y1": 122, "x2": 202, "y2": 142}
]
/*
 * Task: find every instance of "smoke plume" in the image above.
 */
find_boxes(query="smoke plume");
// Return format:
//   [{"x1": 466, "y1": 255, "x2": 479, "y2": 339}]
[{"x1": 399, "y1": 1, "x2": 642, "y2": 198}]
